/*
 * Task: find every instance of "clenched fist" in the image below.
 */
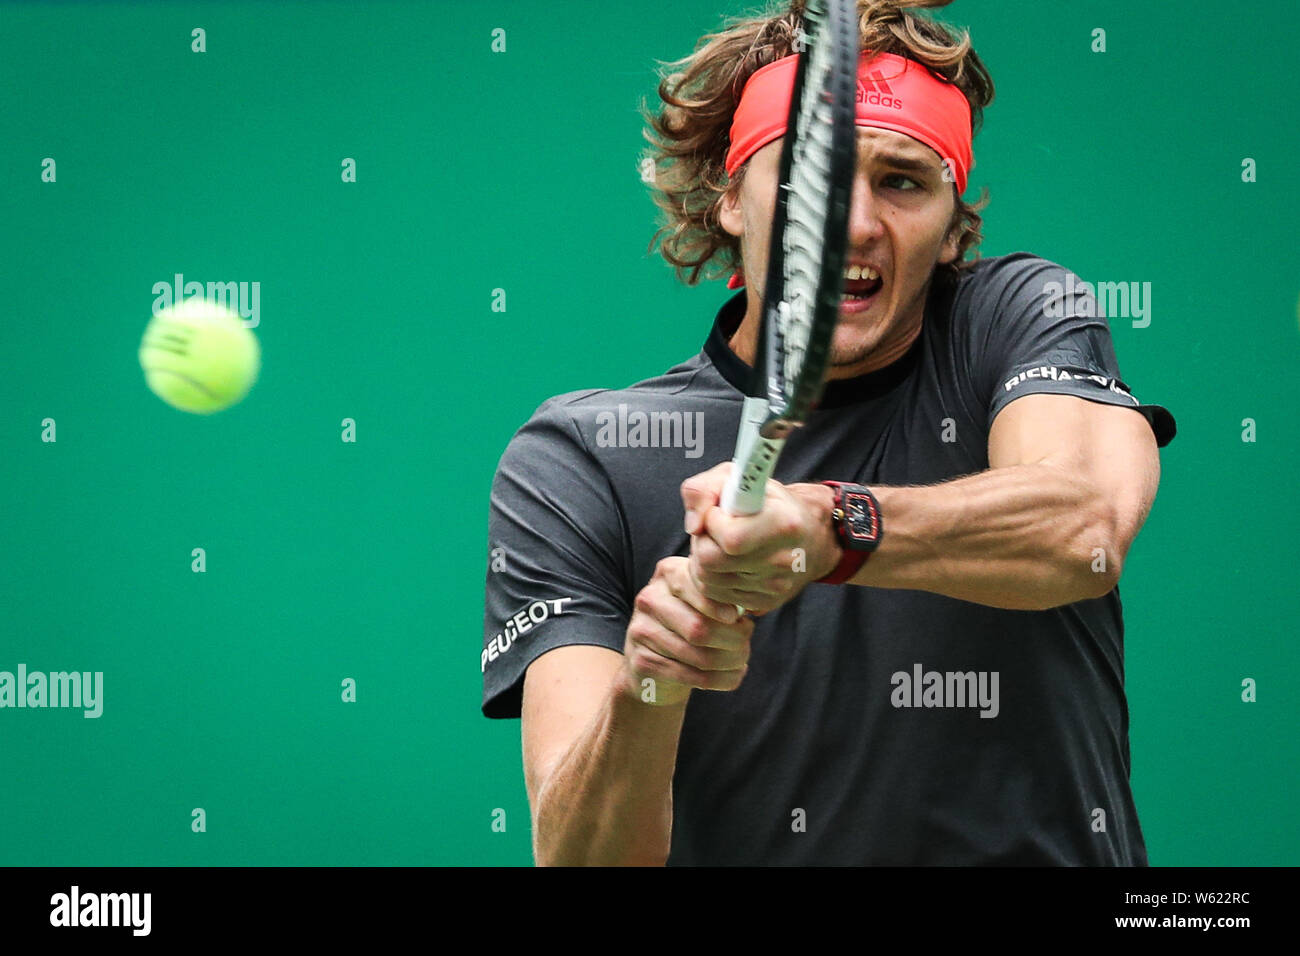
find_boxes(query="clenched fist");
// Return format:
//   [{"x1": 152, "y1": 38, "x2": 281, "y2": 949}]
[
  {"x1": 621, "y1": 556, "x2": 755, "y2": 707},
  {"x1": 680, "y1": 463, "x2": 841, "y2": 613}
]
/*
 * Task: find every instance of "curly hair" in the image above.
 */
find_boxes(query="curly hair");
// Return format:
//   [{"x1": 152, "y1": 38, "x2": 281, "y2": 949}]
[{"x1": 641, "y1": 0, "x2": 994, "y2": 286}]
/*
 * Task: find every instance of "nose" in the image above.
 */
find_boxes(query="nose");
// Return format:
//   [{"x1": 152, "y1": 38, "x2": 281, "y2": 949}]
[{"x1": 846, "y1": 174, "x2": 886, "y2": 245}]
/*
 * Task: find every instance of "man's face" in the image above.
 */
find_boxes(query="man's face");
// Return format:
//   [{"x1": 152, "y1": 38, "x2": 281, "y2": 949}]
[{"x1": 719, "y1": 127, "x2": 961, "y2": 376}]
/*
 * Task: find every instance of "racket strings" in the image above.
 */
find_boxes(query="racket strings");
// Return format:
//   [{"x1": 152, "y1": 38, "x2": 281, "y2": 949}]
[{"x1": 775, "y1": 20, "x2": 840, "y2": 402}]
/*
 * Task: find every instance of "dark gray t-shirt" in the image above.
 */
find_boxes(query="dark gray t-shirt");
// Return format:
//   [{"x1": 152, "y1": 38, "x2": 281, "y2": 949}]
[{"x1": 481, "y1": 252, "x2": 1176, "y2": 865}]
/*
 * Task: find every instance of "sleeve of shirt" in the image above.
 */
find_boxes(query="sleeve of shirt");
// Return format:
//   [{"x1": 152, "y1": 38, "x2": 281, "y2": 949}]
[
  {"x1": 481, "y1": 395, "x2": 633, "y2": 719},
  {"x1": 965, "y1": 253, "x2": 1176, "y2": 447}
]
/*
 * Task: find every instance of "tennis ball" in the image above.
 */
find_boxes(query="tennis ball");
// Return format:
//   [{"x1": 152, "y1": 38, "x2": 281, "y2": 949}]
[{"x1": 139, "y1": 298, "x2": 260, "y2": 414}]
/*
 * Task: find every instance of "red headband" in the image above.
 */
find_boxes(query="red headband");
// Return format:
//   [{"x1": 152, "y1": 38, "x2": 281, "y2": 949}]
[{"x1": 724, "y1": 51, "x2": 974, "y2": 288}]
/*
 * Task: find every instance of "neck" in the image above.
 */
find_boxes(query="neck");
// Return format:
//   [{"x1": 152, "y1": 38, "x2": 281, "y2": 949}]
[{"x1": 727, "y1": 296, "x2": 925, "y2": 379}]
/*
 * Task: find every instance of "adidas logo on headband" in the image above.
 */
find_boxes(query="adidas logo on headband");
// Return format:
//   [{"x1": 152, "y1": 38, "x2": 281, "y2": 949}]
[{"x1": 856, "y1": 71, "x2": 903, "y2": 110}]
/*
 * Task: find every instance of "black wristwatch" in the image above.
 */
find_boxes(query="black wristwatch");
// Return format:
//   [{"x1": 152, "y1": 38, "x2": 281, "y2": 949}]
[{"x1": 815, "y1": 481, "x2": 884, "y2": 584}]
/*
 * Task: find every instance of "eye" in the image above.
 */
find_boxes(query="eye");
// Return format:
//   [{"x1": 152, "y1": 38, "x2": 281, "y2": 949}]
[{"x1": 882, "y1": 173, "x2": 921, "y2": 190}]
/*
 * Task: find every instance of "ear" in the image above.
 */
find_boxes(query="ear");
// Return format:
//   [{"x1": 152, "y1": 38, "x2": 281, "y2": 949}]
[
  {"x1": 717, "y1": 180, "x2": 744, "y2": 238},
  {"x1": 938, "y1": 212, "x2": 962, "y2": 265}
]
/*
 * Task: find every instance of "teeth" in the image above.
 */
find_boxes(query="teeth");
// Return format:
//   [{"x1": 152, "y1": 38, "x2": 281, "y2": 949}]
[{"x1": 843, "y1": 265, "x2": 880, "y2": 281}]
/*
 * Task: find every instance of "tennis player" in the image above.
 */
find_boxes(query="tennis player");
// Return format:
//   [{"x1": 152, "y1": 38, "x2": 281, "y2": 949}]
[{"x1": 481, "y1": 0, "x2": 1176, "y2": 865}]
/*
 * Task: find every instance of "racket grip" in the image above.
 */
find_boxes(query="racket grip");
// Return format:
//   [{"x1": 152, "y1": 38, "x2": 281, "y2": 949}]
[
  {"x1": 721, "y1": 397, "x2": 786, "y2": 515},
  {"x1": 721, "y1": 438, "x2": 783, "y2": 514}
]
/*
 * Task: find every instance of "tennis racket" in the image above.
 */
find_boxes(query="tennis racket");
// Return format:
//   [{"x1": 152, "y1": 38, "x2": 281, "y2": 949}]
[{"x1": 719, "y1": 0, "x2": 858, "y2": 516}]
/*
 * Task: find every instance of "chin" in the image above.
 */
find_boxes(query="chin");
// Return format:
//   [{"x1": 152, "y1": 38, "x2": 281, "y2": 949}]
[
  {"x1": 828, "y1": 341, "x2": 878, "y2": 369},
  {"x1": 828, "y1": 323, "x2": 885, "y2": 368}
]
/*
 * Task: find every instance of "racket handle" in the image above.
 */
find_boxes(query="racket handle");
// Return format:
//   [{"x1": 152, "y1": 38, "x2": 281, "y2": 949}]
[{"x1": 721, "y1": 397, "x2": 786, "y2": 515}]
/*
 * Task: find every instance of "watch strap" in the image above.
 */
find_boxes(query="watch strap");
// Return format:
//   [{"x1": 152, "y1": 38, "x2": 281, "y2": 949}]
[
  {"x1": 814, "y1": 481, "x2": 883, "y2": 584},
  {"x1": 817, "y1": 547, "x2": 869, "y2": 585}
]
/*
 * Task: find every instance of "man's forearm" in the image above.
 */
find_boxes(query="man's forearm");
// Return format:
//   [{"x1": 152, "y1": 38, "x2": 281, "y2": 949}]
[
  {"x1": 799, "y1": 464, "x2": 1119, "y2": 610},
  {"x1": 531, "y1": 670, "x2": 687, "y2": 866}
]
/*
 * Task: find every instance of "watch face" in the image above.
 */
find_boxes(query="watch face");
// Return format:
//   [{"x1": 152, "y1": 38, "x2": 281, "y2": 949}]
[{"x1": 842, "y1": 490, "x2": 881, "y2": 545}]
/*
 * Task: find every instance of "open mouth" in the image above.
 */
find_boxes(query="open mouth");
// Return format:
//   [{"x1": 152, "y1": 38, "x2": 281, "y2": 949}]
[
  {"x1": 840, "y1": 263, "x2": 884, "y2": 306},
  {"x1": 841, "y1": 276, "x2": 883, "y2": 302}
]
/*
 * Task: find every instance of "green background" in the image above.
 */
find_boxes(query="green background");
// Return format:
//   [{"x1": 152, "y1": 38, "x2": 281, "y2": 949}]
[{"x1": 1, "y1": 0, "x2": 1295, "y2": 866}]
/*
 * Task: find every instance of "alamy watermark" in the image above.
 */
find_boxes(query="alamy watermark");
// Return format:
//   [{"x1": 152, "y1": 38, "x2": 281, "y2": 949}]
[
  {"x1": 595, "y1": 404, "x2": 704, "y2": 459},
  {"x1": 0, "y1": 664, "x2": 102, "y2": 717},
  {"x1": 1043, "y1": 273, "x2": 1151, "y2": 328},
  {"x1": 152, "y1": 273, "x2": 261, "y2": 328},
  {"x1": 891, "y1": 663, "x2": 999, "y2": 718},
  {"x1": 50, "y1": 886, "x2": 150, "y2": 936}
]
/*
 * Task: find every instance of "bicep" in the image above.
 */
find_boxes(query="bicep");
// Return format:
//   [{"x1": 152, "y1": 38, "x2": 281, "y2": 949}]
[
  {"x1": 988, "y1": 393, "x2": 1160, "y2": 560},
  {"x1": 521, "y1": 644, "x2": 624, "y2": 811}
]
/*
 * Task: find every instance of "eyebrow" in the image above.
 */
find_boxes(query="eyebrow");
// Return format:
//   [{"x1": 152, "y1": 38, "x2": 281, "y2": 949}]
[{"x1": 864, "y1": 153, "x2": 939, "y2": 173}]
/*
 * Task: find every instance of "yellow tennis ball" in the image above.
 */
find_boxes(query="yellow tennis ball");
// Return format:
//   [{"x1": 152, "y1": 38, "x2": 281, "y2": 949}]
[{"x1": 139, "y1": 298, "x2": 260, "y2": 414}]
